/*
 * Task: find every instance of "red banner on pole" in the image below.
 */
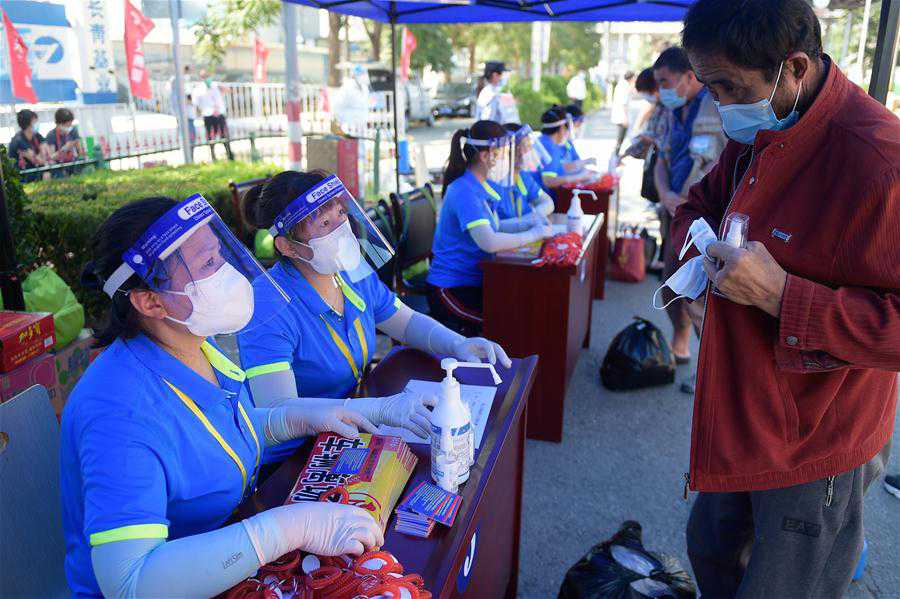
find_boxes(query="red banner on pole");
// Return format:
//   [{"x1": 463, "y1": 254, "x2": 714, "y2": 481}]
[
  {"x1": 399, "y1": 28, "x2": 417, "y2": 82},
  {"x1": 2, "y1": 11, "x2": 37, "y2": 104},
  {"x1": 253, "y1": 36, "x2": 269, "y2": 84},
  {"x1": 124, "y1": 0, "x2": 155, "y2": 100}
]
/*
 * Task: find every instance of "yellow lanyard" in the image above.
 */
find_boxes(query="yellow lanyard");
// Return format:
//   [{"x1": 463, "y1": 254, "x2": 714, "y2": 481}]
[
  {"x1": 320, "y1": 315, "x2": 369, "y2": 383},
  {"x1": 164, "y1": 380, "x2": 260, "y2": 495},
  {"x1": 480, "y1": 180, "x2": 502, "y2": 228}
]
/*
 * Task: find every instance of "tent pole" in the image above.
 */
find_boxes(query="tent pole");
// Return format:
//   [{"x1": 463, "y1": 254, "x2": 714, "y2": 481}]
[
  {"x1": 868, "y1": 0, "x2": 900, "y2": 104},
  {"x1": 390, "y1": 15, "x2": 400, "y2": 195}
]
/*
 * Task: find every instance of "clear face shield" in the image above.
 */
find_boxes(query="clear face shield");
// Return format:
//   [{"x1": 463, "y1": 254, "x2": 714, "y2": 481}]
[
  {"x1": 102, "y1": 195, "x2": 290, "y2": 338},
  {"x1": 567, "y1": 114, "x2": 585, "y2": 139},
  {"x1": 513, "y1": 125, "x2": 542, "y2": 173},
  {"x1": 461, "y1": 132, "x2": 514, "y2": 188},
  {"x1": 269, "y1": 174, "x2": 394, "y2": 283},
  {"x1": 531, "y1": 130, "x2": 554, "y2": 169}
]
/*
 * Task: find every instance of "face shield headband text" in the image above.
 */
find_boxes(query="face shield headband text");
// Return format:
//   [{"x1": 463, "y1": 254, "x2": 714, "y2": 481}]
[{"x1": 268, "y1": 174, "x2": 348, "y2": 237}]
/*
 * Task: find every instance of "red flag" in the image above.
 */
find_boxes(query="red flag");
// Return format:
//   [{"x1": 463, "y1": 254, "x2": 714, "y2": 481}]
[
  {"x1": 253, "y1": 36, "x2": 269, "y2": 84},
  {"x1": 399, "y1": 29, "x2": 417, "y2": 82},
  {"x1": 2, "y1": 11, "x2": 37, "y2": 104},
  {"x1": 124, "y1": 0, "x2": 155, "y2": 100}
]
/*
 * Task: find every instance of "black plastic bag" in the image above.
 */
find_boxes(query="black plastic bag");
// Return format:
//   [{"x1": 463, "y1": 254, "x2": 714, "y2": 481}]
[
  {"x1": 639, "y1": 229, "x2": 658, "y2": 272},
  {"x1": 600, "y1": 318, "x2": 675, "y2": 390},
  {"x1": 558, "y1": 521, "x2": 696, "y2": 599}
]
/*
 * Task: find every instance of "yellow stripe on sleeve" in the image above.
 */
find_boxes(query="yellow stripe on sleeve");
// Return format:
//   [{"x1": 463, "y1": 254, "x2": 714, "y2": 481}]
[
  {"x1": 466, "y1": 219, "x2": 490, "y2": 230},
  {"x1": 90, "y1": 524, "x2": 168, "y2": 547},
  {"x1": 245, "y1": 362, "x2": 292, "y2": 379}
]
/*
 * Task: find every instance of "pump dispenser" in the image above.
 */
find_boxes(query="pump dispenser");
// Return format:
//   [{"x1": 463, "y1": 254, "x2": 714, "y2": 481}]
[
  {"x1": 430, "y1": 358, "x2": 502, "y2": 492},
  {"x1": 567, "y1": 189, "x2": 597, "y2": 235}
]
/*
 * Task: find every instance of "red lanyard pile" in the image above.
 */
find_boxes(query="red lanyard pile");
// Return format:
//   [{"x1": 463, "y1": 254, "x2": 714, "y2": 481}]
[
  {"x1": 221, "y1": 487, "x2": 431, "y2": 599},
  {"x1": 533, "y1": 232, "x2": 584, "y2": 267}
]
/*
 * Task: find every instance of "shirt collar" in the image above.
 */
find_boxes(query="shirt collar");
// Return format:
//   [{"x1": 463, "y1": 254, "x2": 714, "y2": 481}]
[
  {"x1": 277, "y1": 259, "x2": 367, "y2": 317},
  {"x1": 123, "y1": 333, "x2": 245, "y2": 408}
]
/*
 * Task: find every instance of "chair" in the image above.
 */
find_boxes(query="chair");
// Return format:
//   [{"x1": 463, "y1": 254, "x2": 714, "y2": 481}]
[
  {"x1": 1, "y1": 385, "x2": 69, "y2": 597},
  {"x1": 365, "y1": 200, "x2": 398, "y2": 291},
  {"x1": 228, "y1": 176, "x2": 270, "y2": 245},
  {"x1": 390, "y1": 186, "x2": 436, "y2": 311}
]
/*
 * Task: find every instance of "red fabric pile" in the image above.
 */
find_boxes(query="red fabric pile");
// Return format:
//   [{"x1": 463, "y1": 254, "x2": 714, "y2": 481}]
[{"x1": 533, "y1": 232, "x2": 583, "y2": 267}]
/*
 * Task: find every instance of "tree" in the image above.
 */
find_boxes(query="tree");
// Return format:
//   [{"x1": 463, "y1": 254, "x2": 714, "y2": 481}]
[
  {"x1": 192, "y1": 0, "x2": 280, "y2": 67},
  {"x1": 546, "y1": 22, "x2": 601, "y2": 74},
  {"x1": 363, "y1": 20, "x2": 384, "y2": 62},
  {"x1": 406, "y1": 25, "x2": 454, "y2": 76},
  {"x1": 328, "y1": 13, "x2": 345, "y2": 86}
]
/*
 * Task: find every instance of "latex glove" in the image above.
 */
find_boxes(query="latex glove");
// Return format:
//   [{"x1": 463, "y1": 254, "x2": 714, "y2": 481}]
[
  {"x1": 528, "y1": 223, "x2": 554, "y2": 241},
  {"x1": 451, "y1": 337, "x2": 512, "y2": 369},
  {"x1": 243, "y1": 502, "x2": 383, "y2": 564},
  {"x1": 266, "y1": 401, "x2": 378, "y2": 445},
  {"x1": 345, "y1": 390, "x2": 437, "y2": 439},
  {"x1": 525, "y1": 211, "x2": 550, "y2": 228}
]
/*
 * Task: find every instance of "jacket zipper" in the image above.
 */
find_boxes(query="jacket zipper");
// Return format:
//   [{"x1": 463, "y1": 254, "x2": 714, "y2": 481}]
[
  {"x1": 825, "y1": 475, "x2": 835, "y2": 507},
  {"x1": 683, "y1": 145, "x2": 755, "y2": 499}
]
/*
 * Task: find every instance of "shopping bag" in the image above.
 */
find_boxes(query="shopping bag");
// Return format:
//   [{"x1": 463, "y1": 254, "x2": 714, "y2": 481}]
[
  {"x1": 558, "y1": 521, "x2": 696, "y2": 599},
  {"x1": 609, "y1": 233, "x2": 645, "y2": 283},
  {"x1": 600, "y1": 318, "x2": 675, "y2": 390},
  {"x1": 22, "y1": 266, "x2": 84, "y2": 350}
]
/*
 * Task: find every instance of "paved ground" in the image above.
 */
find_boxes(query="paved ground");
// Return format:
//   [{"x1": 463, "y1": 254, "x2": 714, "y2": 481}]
[{"x1": 512, "y1": 110, "x2": 899, "y2": 598}]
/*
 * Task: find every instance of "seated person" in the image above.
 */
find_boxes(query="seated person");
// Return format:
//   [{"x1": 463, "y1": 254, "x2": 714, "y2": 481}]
[
  {"x1": 536, "y1": 106, "x2": 594, "y2": 198},
  {"x1": 426, "y1": 120, "x2": 553, "y2": 335},
  {"x1": 46, "y1": 107, "x2": 84, "y2": 164},
  {"x1": 8, "y1": 109, "x2": 50, "y2": 181},
  {"x1": 497, "y1": 123, "x2": 554, "y2": 220},
  {"x1": 237, "y1": 170, "x2": 511, "y2": 458},
  {"x1": 561, "y1": 104, "x2": 597, "y2": 172},
  {"x1": 62, "y1": 195, "x2": 383, "y2": 598}
]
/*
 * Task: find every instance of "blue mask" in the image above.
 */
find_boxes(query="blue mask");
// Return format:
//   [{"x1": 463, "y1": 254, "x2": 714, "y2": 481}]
[
  {"x1": 659, "y1": 86, "x2": 687, "y2": 109},
  {"x1": 715, "y1": 62, "x2": 802, "y2": 145}
]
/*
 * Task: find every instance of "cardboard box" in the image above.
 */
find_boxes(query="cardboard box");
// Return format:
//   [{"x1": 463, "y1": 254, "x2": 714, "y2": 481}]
[
  {"x1": 306, "y1": 137, "x2": 360, "y2": 198},
  {"x1": 0, "y1": 351, "x2": 59, "y2": 405},
  {"x1": 52, "y1": 329, "x2": 96, "y2": 417},
  {"x1": 0, "y1": 311, "x2": 56, "y2": 373}
]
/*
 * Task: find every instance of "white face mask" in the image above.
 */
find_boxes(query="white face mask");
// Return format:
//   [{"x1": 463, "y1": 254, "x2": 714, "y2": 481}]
[
  {"x1": 652, "y1": 218, "x2": 717, "y2": 310},
  {"x1": 165, "y1": 262, "x2": 255, "y2": 336},
  {"x1": 487, "y1": 152, "x2": 509, "y2": 184},
  {"x1": 295, "y1": 220, "x2": 362, "y2": 275}
]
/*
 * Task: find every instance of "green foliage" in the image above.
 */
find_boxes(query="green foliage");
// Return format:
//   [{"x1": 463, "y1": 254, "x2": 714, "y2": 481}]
[
  {"x1": 192, "y1": 0, "x2": 281, "y2": 67},
  {"x1": 510, "y1": 75, "x2": 605, "y2": 128},
  {"x1": 18, "y1": 161, "x2": 276, "y2": 324},
  {"x1": 546, "y1": 23, "x2": 602, "y2": 73},
  {"x1": 540, "y1": 75, "x2": 570, "y2": 105},
  {"x1": 405, "y1": 25, "x2": 454, "y2": 74}
]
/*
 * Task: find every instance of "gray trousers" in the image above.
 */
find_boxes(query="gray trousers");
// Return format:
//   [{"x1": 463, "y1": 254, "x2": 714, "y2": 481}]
[{"x1": 687, "y1": 440, "x2": 890, "y2": 598}]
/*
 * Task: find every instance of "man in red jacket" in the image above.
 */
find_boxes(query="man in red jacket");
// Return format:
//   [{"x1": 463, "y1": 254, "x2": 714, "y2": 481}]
[{"x1": 672, "y1": 0, "x2": 899, "y2": 595}]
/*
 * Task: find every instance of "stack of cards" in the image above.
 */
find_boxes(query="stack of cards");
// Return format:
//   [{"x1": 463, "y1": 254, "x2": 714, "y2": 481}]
[{"x1": 394, "y1": 481, "x2": 462, "y2": 538}]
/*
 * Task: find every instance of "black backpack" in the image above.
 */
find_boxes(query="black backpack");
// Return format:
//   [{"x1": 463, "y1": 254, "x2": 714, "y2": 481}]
[{"x1": 600, "y1": 318, "x2": 675, "y2": 390}]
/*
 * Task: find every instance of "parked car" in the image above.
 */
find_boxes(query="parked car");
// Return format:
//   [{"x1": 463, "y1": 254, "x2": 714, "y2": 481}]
[{"x1": 433, "y1": 81, "x2": 476, "y2": 119}]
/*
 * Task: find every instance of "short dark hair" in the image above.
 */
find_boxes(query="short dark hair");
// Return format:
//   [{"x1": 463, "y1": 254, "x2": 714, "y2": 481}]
[
  {"x1": 635, "y1": 68, "x2": 658, "y2": 93},
  {"x1": 564, "y1": 103, "x2": 584, "y2": 121},
  {"x1": 653, "y1": 47, "x2": 693, "y2": 75},
  {"x1": 54, "y1": 107, "x2": 74, "y2": 125},
  {"x1": 541, "y1": 106, "x2": 567, "y2": 134},
  {"x1": 624, "y1": 71, "x2": 635, "y2": 81},
  {"x1": 16, "y1": 109, "x2": 37, "y2": 130},
  {"x1": 683, "y1": 0, "x2": 822, "y2": 81}
]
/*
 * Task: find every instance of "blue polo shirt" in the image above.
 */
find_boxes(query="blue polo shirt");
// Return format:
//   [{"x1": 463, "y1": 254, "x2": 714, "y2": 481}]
[
  {"x1": 667, "y1": 88, "x2": 707, "y2": 194},
  {"x1": 495, "y1": 172, "x2": 541, "y2": 220},
  {"x1": 60, "y1": 335, "x2": 262, "y2": 598},
  {"x1": 562, "y1": 140, "x2": 581, "y2": 163},
  {"x1": 427, "y1": 170, "x2": 501, "y2": 288},
  {"x1": 537, "y1": 134, "x2": 566, "y2": 197}
]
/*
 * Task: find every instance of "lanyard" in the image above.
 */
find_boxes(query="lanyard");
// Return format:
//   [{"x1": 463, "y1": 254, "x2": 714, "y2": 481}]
[
  {"x1": 479, "y1": 180, "x2": 501, "y2": 229},
  {"x1": 165, "y1": 380, "x2": 260, "y2": 496},
  {"x1": 515, "y1": 175, "x2": 529, "y2": 218},
  {"x1": 319, "y1": 315, "x2": 369, "y2": 383}
]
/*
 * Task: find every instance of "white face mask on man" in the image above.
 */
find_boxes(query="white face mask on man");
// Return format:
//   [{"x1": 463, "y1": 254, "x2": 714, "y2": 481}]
[
  {"x1": 165, "y1": 262, "x2": 255, "y2": 336},
  {"x1": 652, "y1": 218, "x2": 717, "y2": 310},
  {"x1": 293, "y1": 220, "x2": 363, "y2": 275}
]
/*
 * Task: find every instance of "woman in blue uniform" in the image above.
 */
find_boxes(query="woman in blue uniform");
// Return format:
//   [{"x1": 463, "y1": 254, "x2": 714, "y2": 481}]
[
  {"x1": 561, "y1": 104, "x2": 597, "y2": 173},
  {"x1": 426, "y1": 120, "x2": 553, "y2": 334},
  {"x1": 496, "y1": 123, "x2": 554, "y2": 221},
  {"x1": 61, "y1": 196, "x2": 384, "y2": 598},
  {"x1": 537, "y1": 106, "x2": 594, "y2": 198},
  {"x1": 237, "y1": 170, "x2": 511, "y2": 447}
]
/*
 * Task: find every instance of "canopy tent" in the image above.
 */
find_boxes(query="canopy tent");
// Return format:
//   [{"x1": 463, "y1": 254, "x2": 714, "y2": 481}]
[{"x1": 283, "y1": 0, "x2": 694, "y2": 23}]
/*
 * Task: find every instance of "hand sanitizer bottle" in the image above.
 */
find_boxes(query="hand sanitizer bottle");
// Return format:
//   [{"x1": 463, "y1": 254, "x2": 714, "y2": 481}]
[
  {"x1": 430, "y1": 358, "x2": 502, "y2": 491},
  {"x1": 567, "y1": 189, "x2": 597, "y2": 235}
]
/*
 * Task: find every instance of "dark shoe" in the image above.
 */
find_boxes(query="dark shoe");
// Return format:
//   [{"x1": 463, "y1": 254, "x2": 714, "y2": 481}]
[
  {"x1": 674, "y1": 354, "x2": 691, "y2": 365},
  {"x1": 885, "y1": 474, "x2": 900, "y2": 499},
  {"x1": 680, "y1": 374, "x2": 696, "y2": 395}
]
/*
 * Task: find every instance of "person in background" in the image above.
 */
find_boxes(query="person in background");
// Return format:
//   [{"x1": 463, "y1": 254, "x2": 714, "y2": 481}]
[
  {"x1": 62, "y1": 196, "x2": 383, "y2": 598},
  {"x1": 610, "y1": 71, "x2": 635, "y2": 156},
  {"x1": 674, "y1": 0, "x2": 898, "y2": 594},
  {"x1": 192, "y1": 68, "x2": 234, "y2": 160},
  {"x1": 427, "y1": 121, "x2": 553, "y2": 334},
  {"x1": 537, "y1": 106, "x2": 592, "y2": 199},
  {"x1": 476, "y1": 62, "x2": 508, "y2": 122},
  {"x1": 561, "y1": 104, "x2": 597, "y2": 172},
  {"x1": 653, "y1": 46, "x2": 725, "y2": 374},
  {"x1": 236, "y1": 170, "x2": 511, "y2": 462},
  {"x1": 46, "y1": 108, "x2": 85, "y2": 176},
  {"x1": 566, "y1": 70, "x2": 587, "y2": 110},
  {"x1": 8, "y1": 108, "x2": 50, "y2": 182},
  {"x1": 624, "y1": 68, "x2": 669, "y2": 272},
  {"x1": 498, "y1": 123, "x2": 554, "y2": 221}
]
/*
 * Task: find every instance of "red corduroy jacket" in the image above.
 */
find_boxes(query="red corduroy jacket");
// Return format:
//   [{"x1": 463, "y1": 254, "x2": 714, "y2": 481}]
[{"x1": 673, "y1": 60, "x2": 900, "y2": 493}]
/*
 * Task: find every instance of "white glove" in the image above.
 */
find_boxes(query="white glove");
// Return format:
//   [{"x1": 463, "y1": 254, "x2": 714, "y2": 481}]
[
  {"x1": 345, "y1": 391, "x2": 437, "y2": 439},
  {"x1": 527, "y1": 223, "x2": 554, "y2": 242},
  {"x1": 451, "y1": 337, "x2": 512, "y2": 368},
  {"x1": 266, "y1": 400, "x2": 379, "y2": 445},
  {"x1": 243, "y1": 502, "x2": 383, "y2": 565},
  {"x1": 525, "y1": 211, "x2": 550, "y2": 228}
]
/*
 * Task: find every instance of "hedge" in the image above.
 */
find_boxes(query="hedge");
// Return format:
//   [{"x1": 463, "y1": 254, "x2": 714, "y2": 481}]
[
  {"x1": 511, "y1": 75, "x2": 605, "y2": 130},
  {"x1": 12, "y1": 158, "x2": 277, "y2": 325}
]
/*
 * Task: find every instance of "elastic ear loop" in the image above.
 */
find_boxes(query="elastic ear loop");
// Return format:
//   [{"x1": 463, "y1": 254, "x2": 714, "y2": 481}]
[{"x1": 651, "y1": 285, "x2": 686, "y2": 310}]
